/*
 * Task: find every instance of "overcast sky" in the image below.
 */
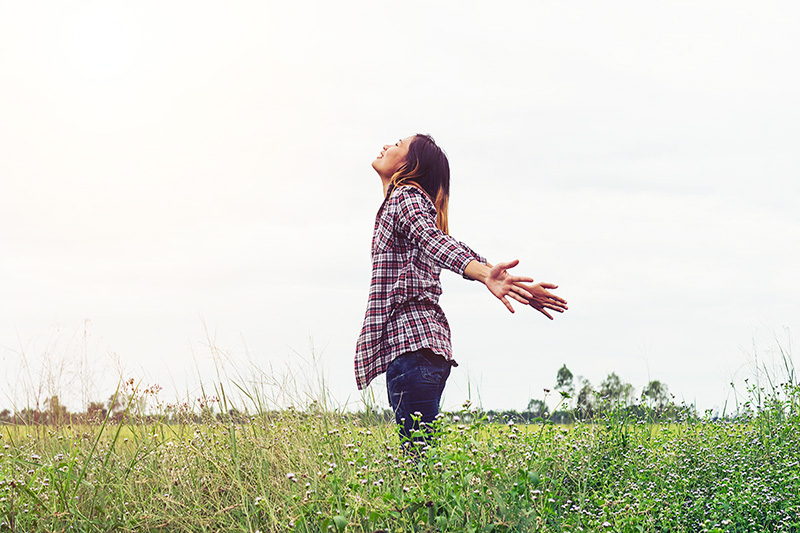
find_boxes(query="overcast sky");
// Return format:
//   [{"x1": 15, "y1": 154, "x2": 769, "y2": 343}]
[{"x1": 2, "y1": 1, "x2": 798, "y2": 415}]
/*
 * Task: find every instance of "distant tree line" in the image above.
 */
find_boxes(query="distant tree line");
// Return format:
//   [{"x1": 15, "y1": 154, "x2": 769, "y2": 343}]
[
  {"x1": 451, "y1": 365, "x2": 693, "y2": 425},
  {"x1": 0, "y1": 395, "x2": 113, "y2": 426},
  {"x1": 0, "y1": 394, "x2": 244, "y2": 426},
  {"x1": 508, "y1": 364, "x2": 693, "y2": 423},
  {"x1": 0, "y1": 365, "x2": 695, "y2": 427}
]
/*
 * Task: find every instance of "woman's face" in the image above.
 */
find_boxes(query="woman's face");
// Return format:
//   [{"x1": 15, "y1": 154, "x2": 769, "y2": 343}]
[{"x1": 372, "y1": 136, "x2": 413, "y2": 179}]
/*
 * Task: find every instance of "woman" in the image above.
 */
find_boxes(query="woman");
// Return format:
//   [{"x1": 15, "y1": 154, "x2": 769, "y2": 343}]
[{"x1": 355, "y1": 134, "x2": 567, "y2": 447}]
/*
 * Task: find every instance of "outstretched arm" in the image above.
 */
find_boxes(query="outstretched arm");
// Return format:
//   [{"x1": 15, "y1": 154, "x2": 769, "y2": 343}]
[
  {"x1": 464, "y1": 259, "x2": 536, "y2": 313},
  {"x1": 394, "y1": 188, "x2": 568, "y2": 316}
]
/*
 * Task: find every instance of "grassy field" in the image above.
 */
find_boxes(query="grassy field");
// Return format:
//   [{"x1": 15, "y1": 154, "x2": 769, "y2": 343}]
[{"x1": 1, "y1": 386, "x2": 799, "y2": 532}]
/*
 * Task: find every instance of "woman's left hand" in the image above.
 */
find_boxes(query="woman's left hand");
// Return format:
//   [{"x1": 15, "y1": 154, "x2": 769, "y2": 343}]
[
  {"x1": 513, "y1": 281, "x2": 568, "y2": 319},
  {"x1": 485, "y1": 260, "x2": 534, "y2": 313}
]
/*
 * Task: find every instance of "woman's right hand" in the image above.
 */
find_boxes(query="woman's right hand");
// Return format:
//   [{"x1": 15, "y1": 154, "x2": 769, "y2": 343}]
[{"x1": 483, "y1": 260, "x2": 535, "y2": 313}]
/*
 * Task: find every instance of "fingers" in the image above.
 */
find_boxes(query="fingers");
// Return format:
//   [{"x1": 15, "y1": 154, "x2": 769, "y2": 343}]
[
  {"x1": 537, "y1": 307, "x2": 554, "y2": 320},
  {"x1": 493, "y1": 259, "x2": 520, "y2": 271},
  {"x1": 526, "y1": 285, "x2": 568, "y2": 306},
  {"x1": 501, "y1": 296, "x2": 515, "y2": 313},
  {"x1": 538, "y1": 283, "x2": 567, "y2": 304},
  {"x1": 508, "y1": 292, "x2": 530, "y2": 305},
  {"x1": 515, "y1": 290, "x2": 567, "y2": 309},
  {"x1": 509, "y1": 276, "x2": 534, "y2": 283},
  {"x1": 534, "y1": 298, "x2": 567, "y2": 311},
  {"x1": 548, "y1": 293, "x2": 568, "y2": 305},
  {"x1": 542, "y1": 297, "x2": 568, "y2": 308},
  {"x1": 510, "y1": 285, "x2": 533, "y2": 300}
]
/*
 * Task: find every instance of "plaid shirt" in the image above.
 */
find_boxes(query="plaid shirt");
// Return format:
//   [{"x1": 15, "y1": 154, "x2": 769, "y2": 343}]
[{"x1": 354, "y1": 186, "x2": 485, "y2": 390}]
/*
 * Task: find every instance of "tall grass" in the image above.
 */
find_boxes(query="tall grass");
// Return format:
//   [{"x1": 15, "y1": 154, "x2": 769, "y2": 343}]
[{"x1": 1, "y1": 341, "x2": 799, "y2": 532}]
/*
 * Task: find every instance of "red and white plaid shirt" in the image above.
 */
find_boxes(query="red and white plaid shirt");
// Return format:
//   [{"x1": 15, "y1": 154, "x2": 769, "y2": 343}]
[{"x1": 354, "y1": 186, "x2": 485, "y2": 390}]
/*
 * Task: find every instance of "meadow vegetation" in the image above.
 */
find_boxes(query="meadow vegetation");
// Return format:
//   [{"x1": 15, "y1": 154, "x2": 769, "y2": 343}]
[{"x1": 1, "y1": 357, "x2": 799, "y2": 532}]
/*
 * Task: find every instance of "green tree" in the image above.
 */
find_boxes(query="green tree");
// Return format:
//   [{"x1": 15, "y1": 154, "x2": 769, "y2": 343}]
[
  {"x1": 525, "y1": 399, "x2": 549, "y2": 419},
  {"x1": 599, "y1": 372, "x2": 634, "y2": 407},
  {"x1": 15, "y1": 407, "x2": 42, "y2": 425},
  {"x1": 555, "y1": 364, "x2": 574, "y2": 395},
  {"x1": 642, "y1": 380, "x2": 669, "y2": 410},
  {"x1": 576, "y1": 379, "x2": 595, "y2": 419},
  {"x1": 555, "y1": 364, "x2": 575, "y2": 408},
  {"x1": 107, "y1": 392, "x2": 124, "y2": 415},
  {"x1": 44, "y1": 395, "x2": 69, "y2": 426},
  {"x1": 86, "y1": 401, "x2": 108, "y2": 422}
]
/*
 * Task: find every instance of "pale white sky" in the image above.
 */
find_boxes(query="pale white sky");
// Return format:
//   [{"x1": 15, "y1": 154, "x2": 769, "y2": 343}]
[{"x1": 2, "y1": 1, "x2": 798, "y2": 415}]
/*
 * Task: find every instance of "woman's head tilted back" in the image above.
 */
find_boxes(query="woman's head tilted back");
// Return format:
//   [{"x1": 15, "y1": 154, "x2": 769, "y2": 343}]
[{"x1": 388, "y1": 134, "x2": 451, "y2": 234}]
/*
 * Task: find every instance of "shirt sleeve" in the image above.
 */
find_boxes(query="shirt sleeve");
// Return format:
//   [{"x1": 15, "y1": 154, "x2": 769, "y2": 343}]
[
  {"x1": 394, "y1": 187, "x2": 484, "y2": 276},
  {"x1": 458, "y1": 241, "x2": 487, "y2": 266}
]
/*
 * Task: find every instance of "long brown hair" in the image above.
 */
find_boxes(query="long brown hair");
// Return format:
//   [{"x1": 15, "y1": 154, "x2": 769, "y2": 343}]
[{"x1": 387, "y1": 134, "x2": 450, "y2": 234}]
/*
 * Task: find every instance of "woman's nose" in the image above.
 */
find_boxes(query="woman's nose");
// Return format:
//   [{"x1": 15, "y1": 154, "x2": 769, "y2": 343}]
[{"x1": 383, "y1": 144, "x2": 390, "y2": 150}]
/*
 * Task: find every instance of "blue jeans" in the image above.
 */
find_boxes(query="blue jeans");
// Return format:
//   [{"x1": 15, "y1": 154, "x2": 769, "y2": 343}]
[{"x1": 386, "y1": 349, "x2": 451, "y2": 447}]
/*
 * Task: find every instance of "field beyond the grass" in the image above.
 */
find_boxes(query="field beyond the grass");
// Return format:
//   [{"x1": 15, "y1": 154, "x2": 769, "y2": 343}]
[{"x1": 2, "y1": 393, "x2": 799, "y2": 532}]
